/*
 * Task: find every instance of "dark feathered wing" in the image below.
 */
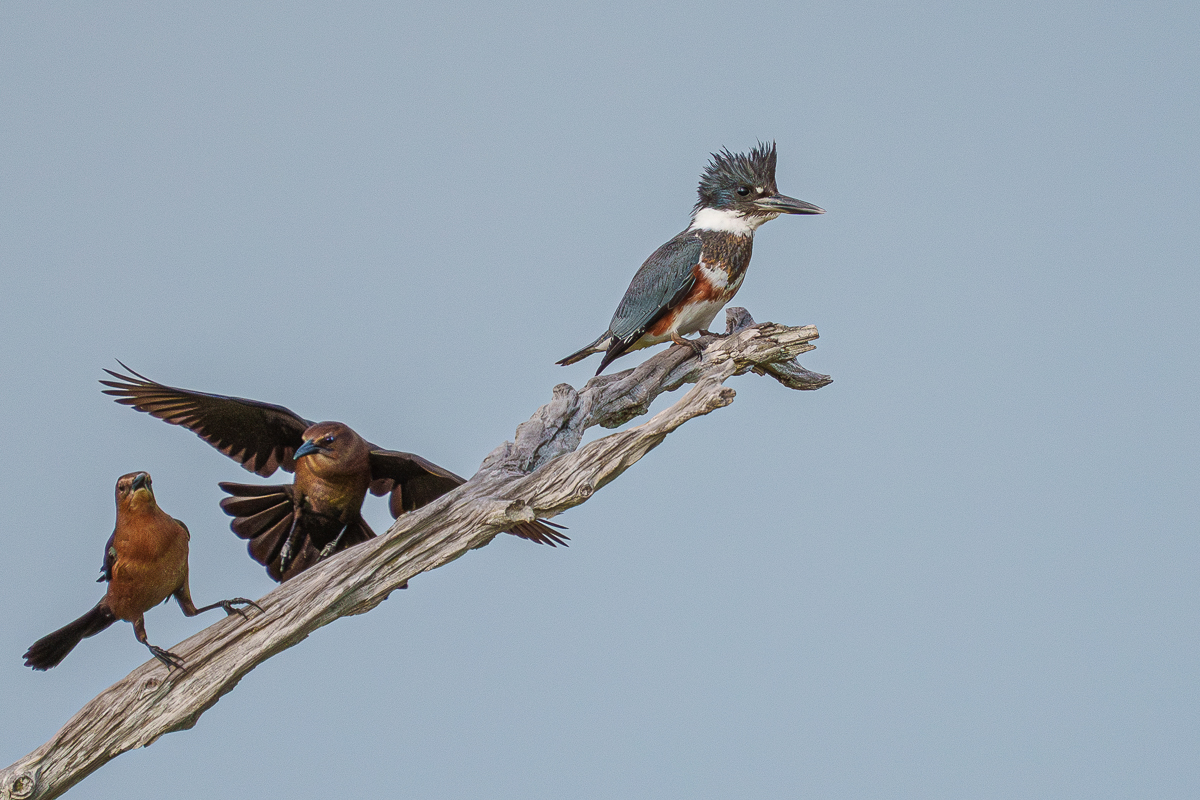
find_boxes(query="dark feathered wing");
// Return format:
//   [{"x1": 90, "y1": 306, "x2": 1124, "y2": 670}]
[
  {"x1": 101, "y1": 363, "x2": 314, "y2": 477},
  {"x1": 367, "y1": 449, "x2": 569, "y2": 546},
  {"x1": 367, "y1": 448, "x2": 466, "y2": 516},
  {"x1": 600, "y1": 232, "x2": 703, "y2": 371},
  {"x1": 97, "y1": 531, "x2": 116, "y2": 583}
]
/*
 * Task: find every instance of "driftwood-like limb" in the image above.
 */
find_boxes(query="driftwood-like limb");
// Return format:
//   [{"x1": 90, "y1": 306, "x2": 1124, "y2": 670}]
[{"x1": 1, "y1": 309, "x2": 829, "y2": 800}]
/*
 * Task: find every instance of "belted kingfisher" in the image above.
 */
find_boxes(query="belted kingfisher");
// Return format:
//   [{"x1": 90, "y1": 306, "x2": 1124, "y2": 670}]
[{"x1": 557, "y1": 142, "x2": 824, "y2": 374}]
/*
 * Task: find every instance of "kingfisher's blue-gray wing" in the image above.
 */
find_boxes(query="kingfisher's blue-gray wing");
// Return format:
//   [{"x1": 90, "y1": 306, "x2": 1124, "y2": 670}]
[{"x1": 607, "y1": 231, "x2": 703, "y2": 345}]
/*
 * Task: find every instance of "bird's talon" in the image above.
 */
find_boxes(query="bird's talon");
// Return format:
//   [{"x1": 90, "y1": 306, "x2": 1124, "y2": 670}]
[
  {"x1": 317, "y1": 523, "x2": 351, "y2": 561},
  {"x1": 669, "y1": 333, "x2": 705, "y2": 357},
  {"x1": 222, "y1": 598, "x2": 262, "y2": 617},
  {"x1": 149, "y1": 645, "x2": 187, "y2": 672}
]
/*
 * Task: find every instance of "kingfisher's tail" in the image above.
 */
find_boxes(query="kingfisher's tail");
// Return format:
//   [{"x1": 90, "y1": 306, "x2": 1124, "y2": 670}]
[{"x1": 556, "y1": 333, "x2": 612, "y2": 367}]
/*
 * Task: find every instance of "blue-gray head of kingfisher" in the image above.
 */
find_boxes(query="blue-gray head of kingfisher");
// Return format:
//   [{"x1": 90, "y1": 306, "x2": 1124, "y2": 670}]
[{"x1": 692, "y1": 141, "x2": 824, "y2": 228}]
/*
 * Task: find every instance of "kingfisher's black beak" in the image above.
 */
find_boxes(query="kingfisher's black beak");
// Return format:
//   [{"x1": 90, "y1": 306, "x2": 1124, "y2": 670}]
[
  {"x1": 131, "y1": 473, "x2": 150, "y2": 493},
  {"x1": 753, "y1": 194, "x2": 825, "y2": 215},
  {"x1": 294, "y1": 439, "x2": 324, "y2": 460}
]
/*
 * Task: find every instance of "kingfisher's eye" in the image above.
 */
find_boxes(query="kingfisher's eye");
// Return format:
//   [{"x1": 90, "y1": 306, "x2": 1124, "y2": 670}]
[{"x1": 736, "y1": 186, "x2": 751, "y2": 197}]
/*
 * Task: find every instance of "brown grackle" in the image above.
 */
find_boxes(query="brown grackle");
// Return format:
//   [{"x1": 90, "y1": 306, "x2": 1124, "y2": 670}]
[
  {"x1": 101, "y1": 365, "x2": 567, "y2": 582},
  {"x1": 24, "y1": 471, "x2": 259, "y2": 671}
]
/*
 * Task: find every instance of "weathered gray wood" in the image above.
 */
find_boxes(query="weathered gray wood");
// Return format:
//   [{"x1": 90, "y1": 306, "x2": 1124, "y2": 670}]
[{"x1": 0, "y1": 308, "x2": 829, "y2": 800}]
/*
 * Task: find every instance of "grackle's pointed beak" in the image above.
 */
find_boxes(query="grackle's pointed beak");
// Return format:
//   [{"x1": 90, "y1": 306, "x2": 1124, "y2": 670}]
[{"x1": 294, "y1": 439, "x2": 323, "y2": 460}]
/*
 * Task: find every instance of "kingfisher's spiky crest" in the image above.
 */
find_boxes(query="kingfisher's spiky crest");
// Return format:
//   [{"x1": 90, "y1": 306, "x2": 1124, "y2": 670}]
[{"x1": 695, "y1": 141, "x2": 779, "y2": 211}]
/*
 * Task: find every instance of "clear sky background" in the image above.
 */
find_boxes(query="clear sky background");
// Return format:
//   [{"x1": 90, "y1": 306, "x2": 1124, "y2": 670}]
[{"x1": 2, "y1": 3, "x2": 1197, "y2": 798}]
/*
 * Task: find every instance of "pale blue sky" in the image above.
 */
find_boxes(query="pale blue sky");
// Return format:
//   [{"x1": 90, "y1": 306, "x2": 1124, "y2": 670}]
[{"x1": 2, "y1": 3, "x2": 1197, "y2": 798}]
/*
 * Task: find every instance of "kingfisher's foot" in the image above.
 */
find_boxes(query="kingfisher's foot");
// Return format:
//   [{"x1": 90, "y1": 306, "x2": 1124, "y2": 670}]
[
  {"x1": 698, "y1": 329, "x2": 724, "y2": 337},
  {"x1": 670, "y1": 333, "x2": 705, "y2": 356}
]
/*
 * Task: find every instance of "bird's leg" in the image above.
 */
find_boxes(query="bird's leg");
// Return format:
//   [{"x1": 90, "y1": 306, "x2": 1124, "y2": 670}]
[
  {"x1": 193, "y1": 598, "x2": 263, "y2": 618},
  {"x1": 278, "y1": 508, "x2": 304, "y2": 575},
  {"x1": 132, "y1": 616, "x2": 186, "y2": 672},
  {"x1": 670, "y1": 332, "x2": 705, "y2": 357},
  {"x1": 174, "y1": 582, "x2": 262, "y2": 618},
  {"x1": 318, "y1": 524, "x2": 350, "y2": 560}
]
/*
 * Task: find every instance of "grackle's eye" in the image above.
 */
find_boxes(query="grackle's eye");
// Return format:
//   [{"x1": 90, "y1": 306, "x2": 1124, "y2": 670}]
[
  {"x1": 736, "y1": 186, "x2": 750, "y2": 197},
  {"x1": 323, "y1": 435, "x2": 335, "y2": 445}
]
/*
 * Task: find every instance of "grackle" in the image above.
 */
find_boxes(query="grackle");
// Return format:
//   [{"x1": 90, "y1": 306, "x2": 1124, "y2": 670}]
[
  {"x1": 24, "y1": 472, "x2": 258, "y2": 671},
  {"x1": 102, "y1": 366, "x2": 567, "y2": 582}
]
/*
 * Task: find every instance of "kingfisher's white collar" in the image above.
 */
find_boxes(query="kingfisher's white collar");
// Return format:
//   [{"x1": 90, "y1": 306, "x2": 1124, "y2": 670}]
[{"x1": 688, "y1": 207, "x2": 774, "y2": 235}]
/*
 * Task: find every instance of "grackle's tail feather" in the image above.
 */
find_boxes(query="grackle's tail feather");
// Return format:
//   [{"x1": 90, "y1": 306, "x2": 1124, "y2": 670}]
[
  {"x1": 24, "y1": 602, "x2": 117, "y2": 670},
  {"x1": 220, "y1": 482, "x2": 378, "y2": 582},
  {"x1": 508, "y1": 520, "x2": 570, "y2": 547}
]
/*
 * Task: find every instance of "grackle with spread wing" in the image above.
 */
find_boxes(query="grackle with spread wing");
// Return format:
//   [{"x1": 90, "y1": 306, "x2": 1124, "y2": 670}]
[{"x1": 102, "y1": 366, "x2": 567, "y2": 582}]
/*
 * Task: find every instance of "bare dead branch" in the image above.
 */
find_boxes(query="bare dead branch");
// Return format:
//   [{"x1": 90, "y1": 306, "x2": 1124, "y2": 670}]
[{"x1": 1, "y1": 308, "x2": 829, "y2": 800}]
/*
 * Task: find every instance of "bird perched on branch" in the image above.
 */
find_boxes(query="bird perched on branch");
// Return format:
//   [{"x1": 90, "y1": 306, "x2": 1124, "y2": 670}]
[
  {"x1": 558, "y1": 142, "x2": 824, "y2": 374},
  {"x1": 24, "y1": 472, "x2": 258, "y2": 671},
  {"x1": 101, "y1": 366, "x2": 568, "y2": 582}
]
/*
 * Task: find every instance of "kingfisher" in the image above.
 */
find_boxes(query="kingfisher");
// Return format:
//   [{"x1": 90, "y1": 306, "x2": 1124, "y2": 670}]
[{"x1": 557, "y1": 142, "x2": 824, "y2": 374}]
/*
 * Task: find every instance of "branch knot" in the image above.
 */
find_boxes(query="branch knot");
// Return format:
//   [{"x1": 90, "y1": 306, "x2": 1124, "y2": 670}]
[{"x1": 9, "y1": 770, "x2": 38, "y2": 800}]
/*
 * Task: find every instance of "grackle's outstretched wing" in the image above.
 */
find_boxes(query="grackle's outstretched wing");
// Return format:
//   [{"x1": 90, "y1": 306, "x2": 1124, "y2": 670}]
[
  {"x1": 367, "y1": 448, "x2": 466, "y2": 517},
  {"x1": 101, "y1": 363, "x2": 313, "y2": 477}
]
